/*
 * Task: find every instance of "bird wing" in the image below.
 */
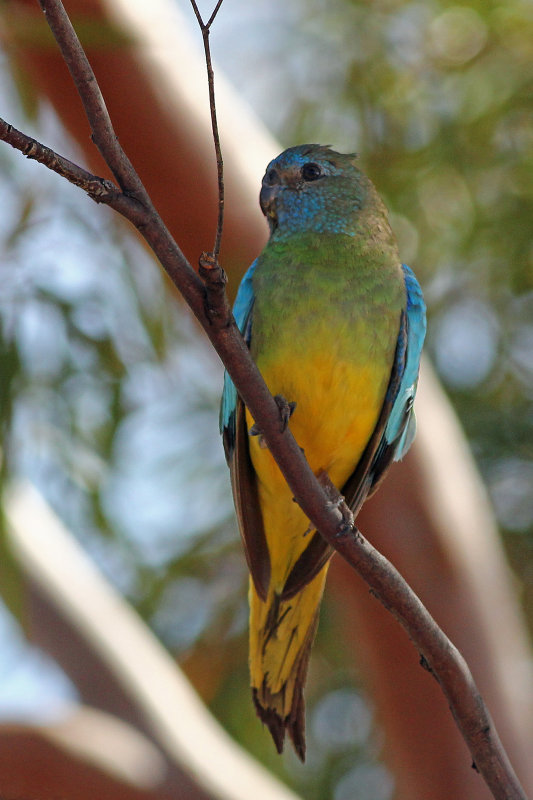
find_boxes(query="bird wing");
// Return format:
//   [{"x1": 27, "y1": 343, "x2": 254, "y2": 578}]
[
  {"x1": 385, "y1": 264, "x2": 427, "y2": 460},
  {"x1": 221, "y1": 261, "x2": 271, "y2": 601},
  {"x1": 281, "y1": 265, "x2": 426, "y2": 599}
]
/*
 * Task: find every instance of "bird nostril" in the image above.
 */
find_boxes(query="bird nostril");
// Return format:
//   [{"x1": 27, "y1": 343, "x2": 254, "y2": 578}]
[{"x1": 265, "y1": 168, "x2": 279, "y2": 186}]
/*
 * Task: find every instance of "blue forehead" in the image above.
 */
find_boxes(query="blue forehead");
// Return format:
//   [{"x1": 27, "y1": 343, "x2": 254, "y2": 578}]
[{"x1": 265, "y1": 145, "x2": 351, "y2": 178}]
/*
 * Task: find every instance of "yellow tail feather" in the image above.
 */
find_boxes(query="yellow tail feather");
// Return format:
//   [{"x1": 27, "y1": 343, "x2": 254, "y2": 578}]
[{"x1": 249, "y1": 562, "x2": 330, "y2": 760}]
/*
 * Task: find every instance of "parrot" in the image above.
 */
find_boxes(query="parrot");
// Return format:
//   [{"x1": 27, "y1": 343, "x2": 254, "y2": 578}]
[{"x1": 220, "y1": 144, "x2": 426, "y2": 761}]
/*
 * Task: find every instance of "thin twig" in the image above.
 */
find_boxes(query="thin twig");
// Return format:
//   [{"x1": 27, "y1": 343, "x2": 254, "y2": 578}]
[
  {"x1": 0, "y1": 118, "x2": 118, "y2": 203},
  {"x1": 0, "y1": 3, "x2": 528, "y2": 799},
  {"x1": 189, "y1": 0, "x2": 225, "y2": 258},
  {"x1": 188, "y1": 0, "x2": 205, "y2": 28}
]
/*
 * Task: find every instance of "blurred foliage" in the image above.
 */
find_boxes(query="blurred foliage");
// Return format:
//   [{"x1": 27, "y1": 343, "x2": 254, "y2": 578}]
[
  {"x1": 0, "y1": 51, "x2": 245, "y2": 726},
  {"x1": 0, "y1": 0, "x2": 532, "y2": 798}
]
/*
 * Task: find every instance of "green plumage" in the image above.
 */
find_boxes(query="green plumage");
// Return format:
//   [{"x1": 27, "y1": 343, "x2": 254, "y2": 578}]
[{"x1": 251, "y1": 230, "x2": 405, "y2": 371}]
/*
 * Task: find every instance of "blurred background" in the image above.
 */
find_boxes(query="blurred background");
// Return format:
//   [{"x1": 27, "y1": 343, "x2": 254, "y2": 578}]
[{"x1": 0, "y1": 0, "x2": 532, "y2": 798}]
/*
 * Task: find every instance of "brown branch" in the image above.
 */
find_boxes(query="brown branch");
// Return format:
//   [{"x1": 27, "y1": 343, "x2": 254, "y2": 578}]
[
  {"x1": 199, "y1": 252, "x2": 232, "y2": 329},
  {"x1": 37, "y1": 0, "x2": 148, "y2": 200},
  {"x1": 0, "y1": 2, "x2": 527, "y2": 798},
  {"x1": 331, "y1": 527, "x2": 525, "y2": 799},
  {"x1": 0, "y1": 118, "x2": 119, "y2": 202}
]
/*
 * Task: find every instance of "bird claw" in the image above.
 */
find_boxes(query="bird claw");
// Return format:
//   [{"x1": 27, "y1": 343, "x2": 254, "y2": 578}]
[
  {"x1": 249, "y1": 421, "x2": 263, "y2": 436},
  {"x1": 249, "y1": 423, "x2": 268, "y2": 449},
  {"x1": 249, "y1": 395, "x2": 296, "y2": 440},
  {"x1": 274, "y1": 395, "x2": 296, "y2": 432}
]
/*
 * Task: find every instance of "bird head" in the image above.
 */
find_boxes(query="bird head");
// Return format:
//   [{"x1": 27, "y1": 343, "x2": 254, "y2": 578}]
[{"x1": 259, "y1": 144, "x2": 380, "y2": 239}]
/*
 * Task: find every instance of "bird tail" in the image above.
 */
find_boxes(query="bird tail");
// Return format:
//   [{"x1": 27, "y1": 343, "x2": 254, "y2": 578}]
[{"x1": 249, "y1": 562, "x2": 330, "y2": 760}]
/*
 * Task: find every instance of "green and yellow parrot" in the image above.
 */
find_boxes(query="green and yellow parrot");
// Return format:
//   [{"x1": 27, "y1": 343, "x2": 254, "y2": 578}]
[{"x1": 220, "y1": 144, "x2": 426, "y2": 760}]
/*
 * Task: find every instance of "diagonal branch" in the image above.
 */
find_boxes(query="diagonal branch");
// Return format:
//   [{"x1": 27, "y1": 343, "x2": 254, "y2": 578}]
[
  {"x1": 331, "y1": 526, "x2": 524, "y2": 799},
  {"x1": 0, "y1": 2, "x2": 527, "y2": 799},
  {"x1": 206, "y1": 0, "x2": 225, "y2": 29},
  {"x1": 0, "y1": 118, "x2": 118, "y2": 203},
  {"x1": 37, "y1": 0, "x2": 148, "y2": 199}
]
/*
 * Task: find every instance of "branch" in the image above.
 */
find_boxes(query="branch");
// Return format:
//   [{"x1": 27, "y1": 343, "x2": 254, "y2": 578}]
[
  {"x1": 331, "y1": 527, "x2": 524, "y2": 799},
  {"x1": 189, "y1": 0, "x2": 225, "y2": 258},
  {"x1": 0, "y1": 119, "x2": 117, "y2": 201},
  {"x1": 0, "y1": 2, "x2": 527, "y2": 799},
  {"x1": 37, "y1": 0, "x2": 147, "y2": 198}
]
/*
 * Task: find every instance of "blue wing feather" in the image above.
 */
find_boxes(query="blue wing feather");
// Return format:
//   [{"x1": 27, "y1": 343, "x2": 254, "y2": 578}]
[
  {"x1": 220, "y1": 259, "x2": 258, "y2": 447},
  {"x1": 330, "y1": 263, "x2": 425, "y2": 519},
  {"x1": 219, "y1": 259, "x2": 272, "y2": 599},
  {"x1": 386, "y1": 264, "x2": 426, "y2": 460}
]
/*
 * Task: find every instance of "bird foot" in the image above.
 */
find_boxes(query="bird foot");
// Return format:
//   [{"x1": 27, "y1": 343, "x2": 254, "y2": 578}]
[
  {"x1": 274, "y1": 394, "x2": 297, "y2": 432},
  {"x1": 249, "y1": 394, "x2": 296, "y2": 440}
]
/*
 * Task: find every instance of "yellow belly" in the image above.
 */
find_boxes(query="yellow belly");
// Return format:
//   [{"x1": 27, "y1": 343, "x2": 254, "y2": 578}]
[{"x1": 246, "y1": 349, "x2": 390, "y2": 590}]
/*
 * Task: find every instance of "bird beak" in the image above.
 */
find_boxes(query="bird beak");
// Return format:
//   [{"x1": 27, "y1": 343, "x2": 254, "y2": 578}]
[
  {"x1": 260, "y1": 184, "x2": 278, "y2": 230},
  {"x1": 260, "y1": 184, "x2": 276, "y2": 216},
  {"x1": 260, "y1": 167, "x2": 302, "y2": 230}
]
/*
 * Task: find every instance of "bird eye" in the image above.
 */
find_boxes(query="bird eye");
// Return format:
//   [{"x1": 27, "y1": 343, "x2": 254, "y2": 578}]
[
  {"x1": 264, "y1": 168, "x2": 279, "y2": 186},
  {"x1": 301, "y1": 162, "x2": 323, "y2": 182}
]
